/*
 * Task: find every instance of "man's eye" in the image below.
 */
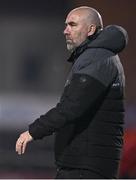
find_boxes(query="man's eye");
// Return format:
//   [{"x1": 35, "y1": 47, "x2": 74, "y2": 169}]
[
  {"x1": 64, "y1": 22, "x2": 77, "y2": 29},
  {"x1": 70, "y1": 22, "x2": 77, "y2": 26}
]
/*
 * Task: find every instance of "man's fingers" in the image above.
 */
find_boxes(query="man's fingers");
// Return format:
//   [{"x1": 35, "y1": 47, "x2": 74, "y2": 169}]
[
  {"x1": 16, "y1": 143, "x2": 22, "y2": 155},
  {"x1": 16, "y1": 131, "x2": 33, "y2": 155},
  {"x1": 22, "y1": 141, "x2": 27, "y2": 154},
  {"x1": 16, "y1": 140, "x2": 27, "y2": 155},
  {"x1": 16, "y1": 135, "x2": 25, "y2": 155},
  {"x1": 16, "y1": 139, "x2": 24, "y2": 155}
]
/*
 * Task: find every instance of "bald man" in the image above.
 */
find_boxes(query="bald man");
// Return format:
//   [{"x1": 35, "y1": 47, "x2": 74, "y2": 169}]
[
  {"x1": 64, "y1": 6, "x2": 103, "y2": 52},
  {"x1": 16, "y1": 6, "x2": 128, "y2": 178}
]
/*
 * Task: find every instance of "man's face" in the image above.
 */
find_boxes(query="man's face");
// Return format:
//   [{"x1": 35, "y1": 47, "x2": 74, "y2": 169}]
[{"x1": 64, "y1": 11, "x2": 90, "y2": 52}]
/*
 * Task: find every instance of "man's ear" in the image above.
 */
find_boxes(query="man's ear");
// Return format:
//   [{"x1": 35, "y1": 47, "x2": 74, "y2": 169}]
[{"x1": 88, "y1": 24, "x2": 97, "y2": 36}]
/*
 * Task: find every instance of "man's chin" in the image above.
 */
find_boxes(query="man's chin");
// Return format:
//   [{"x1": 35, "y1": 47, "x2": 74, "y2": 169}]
[{"x1": 67, "y1": 44, "x2": 75, "y2": 52}]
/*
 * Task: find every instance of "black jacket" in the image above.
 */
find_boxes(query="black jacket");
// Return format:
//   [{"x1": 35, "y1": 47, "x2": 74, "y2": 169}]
[{"x1": 29, "y1": 25, "x2": 128, "y2": 178}]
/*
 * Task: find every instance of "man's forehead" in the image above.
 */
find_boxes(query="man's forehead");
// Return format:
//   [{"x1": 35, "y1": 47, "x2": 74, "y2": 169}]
[
  {"x1": 65, "y1": 13, "x2": 80, "y2": 23},
  {"x1": 65, "y1": 11, "x2": 87, "y2": 24}
]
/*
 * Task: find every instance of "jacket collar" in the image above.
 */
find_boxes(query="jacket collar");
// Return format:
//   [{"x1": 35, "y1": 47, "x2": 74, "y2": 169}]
[{"x1": 67, "y1": 31, "x2": 101, "y2": 63}]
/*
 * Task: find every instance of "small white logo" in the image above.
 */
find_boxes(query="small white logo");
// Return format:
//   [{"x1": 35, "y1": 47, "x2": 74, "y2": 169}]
[
  {"x1": 65, "y1": 79, "x2": 70, "y2": 87},
  {"x1": 112, "y1": 83, "x2": 120, "y2": 87}
]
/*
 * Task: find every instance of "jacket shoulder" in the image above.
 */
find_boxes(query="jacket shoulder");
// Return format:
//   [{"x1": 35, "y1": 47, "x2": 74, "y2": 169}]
[
  {"x1": 72, "y1": 48, "x2": 119, "y2": 87},
  {"x1": 73, "y1": 48, "x2": 116, "y2": 72}
]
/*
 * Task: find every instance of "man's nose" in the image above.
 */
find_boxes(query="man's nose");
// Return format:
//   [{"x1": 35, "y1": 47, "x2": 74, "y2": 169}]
[{"x1": 63, "y1": 26, "x2": 70, "y2": 35}]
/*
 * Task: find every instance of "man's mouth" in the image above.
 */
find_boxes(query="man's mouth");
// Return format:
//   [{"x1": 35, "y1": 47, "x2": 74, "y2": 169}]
[{"x1": 66, "y1": 39, "x2": 72, "y2": 43}]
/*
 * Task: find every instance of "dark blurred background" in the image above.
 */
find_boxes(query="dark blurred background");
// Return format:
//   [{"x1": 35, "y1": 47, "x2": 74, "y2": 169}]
[{"x1": 0, "y1": 0, "x2": 135, "y2": 178}]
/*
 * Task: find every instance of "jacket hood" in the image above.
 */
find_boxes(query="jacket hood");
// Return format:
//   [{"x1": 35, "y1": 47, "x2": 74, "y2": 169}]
[
  {"x1": 88, "y1": 25, "x2": 128, "y2": 53},
  {"x1": 67, "y1": 25, "x2": 128, "y2": 62}
]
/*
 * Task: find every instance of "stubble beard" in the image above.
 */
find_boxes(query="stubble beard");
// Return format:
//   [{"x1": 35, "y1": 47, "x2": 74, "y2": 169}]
[{"x1": 66, "y1": 42, "x2": 76, "y2": 53}]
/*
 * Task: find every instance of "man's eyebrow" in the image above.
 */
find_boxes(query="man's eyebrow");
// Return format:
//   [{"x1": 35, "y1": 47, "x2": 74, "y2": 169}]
[{"x1": 65, "y1": 21, "x2": 77, "y2": 26}]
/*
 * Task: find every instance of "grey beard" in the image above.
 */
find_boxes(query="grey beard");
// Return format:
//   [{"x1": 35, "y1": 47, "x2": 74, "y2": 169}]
[{"x1": 67, "y1": 43, "x2": 76, "y2": 53}]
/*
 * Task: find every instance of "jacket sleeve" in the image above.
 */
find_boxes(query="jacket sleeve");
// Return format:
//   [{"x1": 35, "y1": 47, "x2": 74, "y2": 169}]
[{"x1": 29, "y1": 57, "x2": 117, "y2": 140}]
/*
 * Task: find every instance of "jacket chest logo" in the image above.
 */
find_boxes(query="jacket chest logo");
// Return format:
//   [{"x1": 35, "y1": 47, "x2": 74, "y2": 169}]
[{"x1": 64, "y1": 79, "x2": 71, "y2": 87}]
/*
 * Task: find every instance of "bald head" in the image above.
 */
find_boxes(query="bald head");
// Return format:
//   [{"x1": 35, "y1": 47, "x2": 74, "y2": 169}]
[
  {"x1": 64, "y1": 6, "x2": 103, "y2": 52},
  {"x1": 68, "y1": 6, "x2": 103, "y2": 30}
]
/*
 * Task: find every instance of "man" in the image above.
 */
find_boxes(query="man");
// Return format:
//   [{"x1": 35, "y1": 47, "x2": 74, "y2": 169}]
[{"x1": 16, "y1": 6, "x2": 128, "y2": 178}]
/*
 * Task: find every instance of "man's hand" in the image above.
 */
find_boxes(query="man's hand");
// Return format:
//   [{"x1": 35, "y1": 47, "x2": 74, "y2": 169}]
[{"x1": 16, "y1": 130, "x2": 33, "y2": 155}]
